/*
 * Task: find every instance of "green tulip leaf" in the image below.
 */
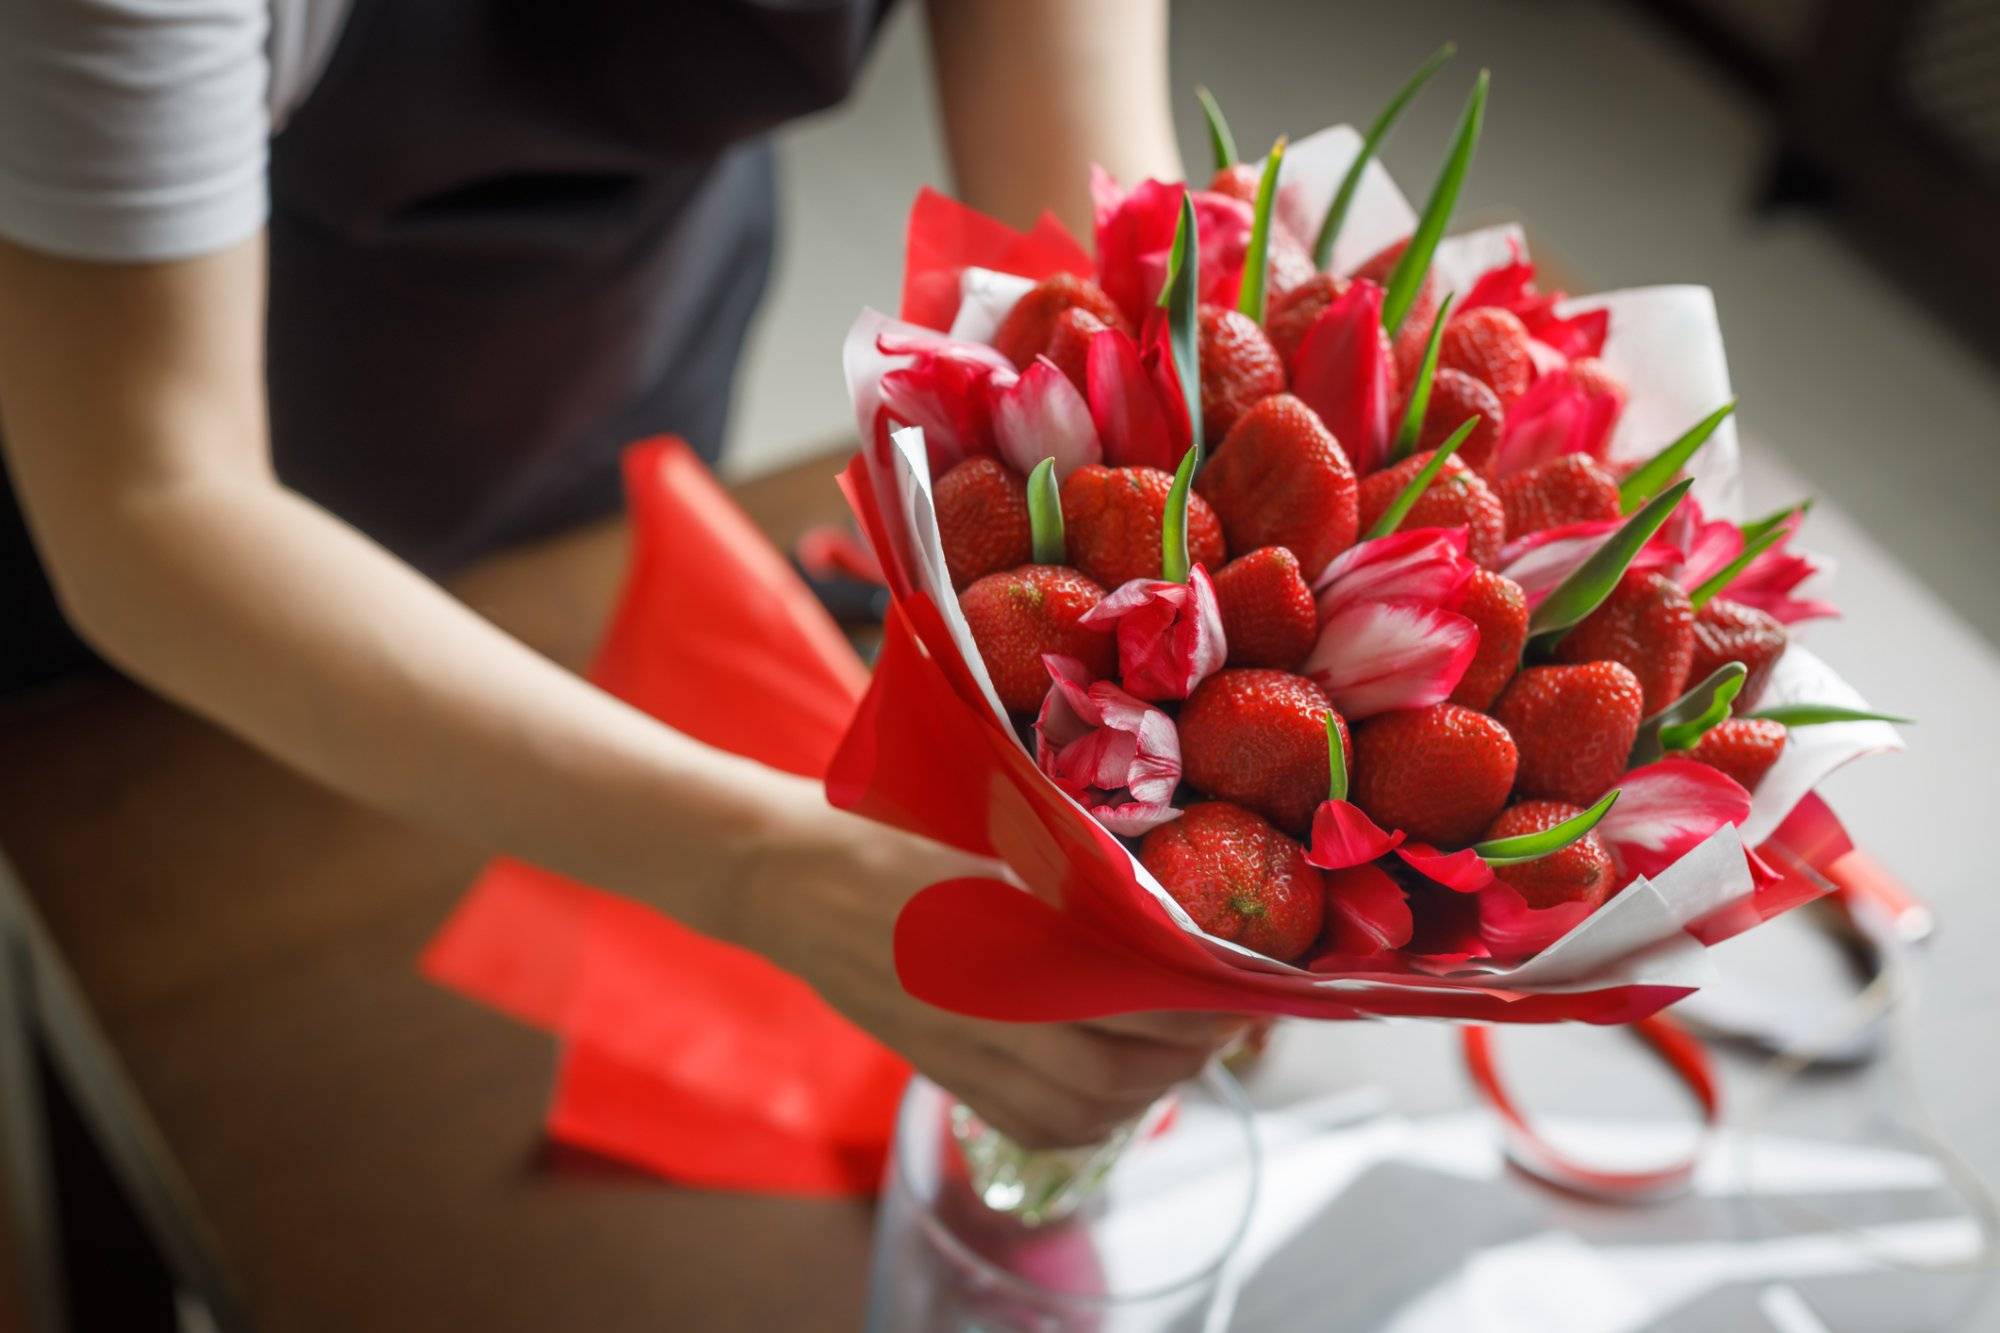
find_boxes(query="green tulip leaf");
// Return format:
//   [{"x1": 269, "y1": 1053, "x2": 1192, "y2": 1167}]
[
  {"x1": 1325, "y1": 712, "x2": 1349, "y2": 803},
  {"x1": 1381, "y1": 69, "x2": 1487, "y2": 337},
  {"x1": 1237, "y1": 138, "x2": 1288, "y2": 325},
  {"x1": 1687, "y1": 520, "x2": 1789, "y2": 611},
  {"x1": 1389, "y1": 293, "x2": 1456, "y2": 463},
  {"x1": 1629, "y1": 663, "x2": 1747, "y2": 766},
  {"x1": 1196, "y1": 86, "x2": 1238, "y2": 173},
  {"x1": 1027, "y1": 458, "x2": 1065, "y2": 565},
  {"x1": 1475, "y1": 790, "x2": 1619, "y2": 866},
  {"x1": 1158, "y1": 194, "x2": 1205, "y2": 464},
  {"x1": 1313, "y1": 44, "x2": 1456, "y2": 270},
  {"x1": 1748, "y1": 704, "x2": 1913, "y2": 728},
  {"x1": 1527, "y1": 477, "x2": 1693, "y2": 653},
  {"x1": 1617, "y1": 401, "x2": 1734, "y2": 513},
  {"x1": 1162, "y1": 445, "x2": 1199, "y2": 584},
  {"x1": 1364, "y1": 416, "x2": 1476, "y2": 540}
]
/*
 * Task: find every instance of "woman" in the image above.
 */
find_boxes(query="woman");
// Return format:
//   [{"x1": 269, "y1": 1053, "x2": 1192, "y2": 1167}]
[{"x1": 0, "y1": 0, "x2": 1240, "y2": 1150}]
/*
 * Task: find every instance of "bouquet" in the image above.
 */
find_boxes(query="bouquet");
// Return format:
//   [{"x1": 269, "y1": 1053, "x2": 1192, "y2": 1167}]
[{"x1": 832, "y1": 56, "x2": 1905, "y2": 1104}]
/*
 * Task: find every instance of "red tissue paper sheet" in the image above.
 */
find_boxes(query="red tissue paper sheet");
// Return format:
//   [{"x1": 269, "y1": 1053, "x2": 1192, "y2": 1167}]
[{"x1": 421, "y1": 437, "x2": 904, "y2": 1197}]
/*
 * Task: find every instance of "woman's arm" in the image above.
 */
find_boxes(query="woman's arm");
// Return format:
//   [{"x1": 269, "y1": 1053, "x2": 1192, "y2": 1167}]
[
  {"x1": 0, "y1": 234, "x2": 1237, "y2": 1147},
  {"x1": 925, "y1": 0, "x2": 1185, "y2": 240}
]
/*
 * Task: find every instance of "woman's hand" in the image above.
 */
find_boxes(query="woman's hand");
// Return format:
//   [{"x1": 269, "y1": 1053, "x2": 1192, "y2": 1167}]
[{"x1": 744, "y1": 793, "x2": 1247, "y2": 1149}]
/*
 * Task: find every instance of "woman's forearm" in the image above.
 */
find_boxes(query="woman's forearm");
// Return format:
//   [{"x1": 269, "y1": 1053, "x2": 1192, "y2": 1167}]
[
  {"x1": 926, "y1": 0, "x2": 1184, "y2": 240},
  {"x1": 0, "y1": 237, "x2": 806, "y2": 954}
]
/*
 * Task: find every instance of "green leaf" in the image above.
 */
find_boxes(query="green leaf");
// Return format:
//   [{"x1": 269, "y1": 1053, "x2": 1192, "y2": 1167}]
[
  {"x1": 1629, "y1": 663, "x2": 1746, "y2": 766},
  {"x1": 1236, "y1": 138, "x2": 1288, "y2": 325},
  {"x1": 1748, "y1": 704, "x2": 1913, "y2": 728},
  {"x1": 1475, "y1": 790, "x2": 1620, "y2": 866},
  {"x1": 1161, "y1": 445, "x2": 1199, "y2": 583},
  {"x1": 1312, "y1": 43, "x2": 1456, "y2": 270},
  {"x1": 1158, "y1": 193, "x2": 1205, "y2": 463},
  {"x1": 1740, "y1": 497, "x2": 1810, "y2": 545},
  {"x1": 1617, "y1": 401, "x2": 1735, "y2": 513},
  {"x1": 1365, "y1": 417, "x2": 1476, "y2": 540},
  {"x1": 1527, "y1": 477, "x2": 1693, "y2": 652},
  {"x1": 1195, "y1": 86, "x2": 1238, "y2": 173},
  {"x1": 1027, "y1": 458, "x2": 1065, "y2": 564},
  {"x1": 1381, "y1": 69, "x2": 1487, "y2": 337},
  {"x1": 1389, "y1": 293, "x2": 1456, "y2": 463},
  {"x1": 1686, "y1": 521, "x2": 1788, "y2": 611},
  {"x1": 1325, "y1": 713, "x2": 1349, "y2": 803}
]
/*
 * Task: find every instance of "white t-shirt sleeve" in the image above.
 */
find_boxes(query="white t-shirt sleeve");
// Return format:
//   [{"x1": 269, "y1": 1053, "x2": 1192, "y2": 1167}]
[{"x1": 0, "y1": 0, "x2": 271, "y2": 262}]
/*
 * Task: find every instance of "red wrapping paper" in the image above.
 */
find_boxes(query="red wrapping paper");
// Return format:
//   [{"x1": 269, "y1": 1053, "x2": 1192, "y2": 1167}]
[{"x1": 422, "y1": 437, "x2": 905, "y2": 1195}]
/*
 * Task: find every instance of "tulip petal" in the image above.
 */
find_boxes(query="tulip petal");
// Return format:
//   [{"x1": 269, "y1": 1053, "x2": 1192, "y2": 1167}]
[
  {"x1": 1306, "y1": 799, "x2": 1406, "y2": 870},
  {"x1": 1488, "y1": 366, "x2": 1622, "y2": 477},
  {"x1": 1089, "y1": 801, "x2": 1185, "y2": 837},
  {"x1": 1597, "y1": 758, "x2": 1753, "y2": 879},
  {"x1": 1091, "y1": 173, "x2": 1254, "y2": 327},
  {"x1": 1319, "y1": 863, "x2": 1414, "y2": 956},
  {"x1": 1303, "y1": 601, "x2": 1479, "y2": 719},
  {"x1": 1395, "y1": 843, "x2": 1495, "y2": 893},
  {"x1": 1498, "y1": 520, "x2": 1677, "y2": 609},
  {"x1": 1086, "y1": 327, "x2": 1178, "y2": 471},
  {"x1": 992, "y1": 357, "x2": 1103, "y2": 480},
  {"x1": 1476, "y1": 880, "x2": 1596, "y2": 960},
  {"x1": 1080, "y1": 568, "x2": 1227, "y2": 702},
  {"x1": 1313, "y1": 527, "x2": 1473, "y2": 618},
  {"x1": 1033, "y1": 655, "x2": 1185, "y2": 825},
  {"x1": 1292, "y1": 280, "x2": 1397, "y2": 473}
]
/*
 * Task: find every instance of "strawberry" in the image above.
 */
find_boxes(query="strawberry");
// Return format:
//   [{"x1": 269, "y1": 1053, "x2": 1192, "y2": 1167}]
[
  {"x1": 1199, "y1": 304, "x2": 1287, "y2": 442},
  {"x1": 1413, "y1": 368, "x2": 1505, "y2": 473},
  {"x1": 934, "y1": 456, "x2": 1031, "y2": 590},
  {"x1": 959, "y1": 566, "x2": 1114, "y2": 714},
  {"x1": 1352, "y1": 239, "x2": 1440, "y2": 386},
  {"x1": 1495, "y1": 454, "x2": 1621, "y2": 539},
  {"x1": 1686, "y1": 717, "x2": 1785, "y2": 790},
  {"x1": 1060, "y1": 464, "x2": 1227, "y2": 591},
  {"x1": 1212, "y1": 547, "x2": 1318, "y2": 670},
  {"x1": 1263, "y1": 273, "x2": 1346, "y2": 370},
  {"x1": 1206, "y1": 163, "x2": 1261, "y2": 203},
  {"x1": 1568, "y1": 357, "x2": 1628, "y2": 423},
  {"x1": 1044, "y1": 306, "x2": 1107, "y2": 394},
  {"x1": 1689, "y1": 598, "x2": 1788, "y2": 713},
  {"x1": 1354, "y1": 449, "x2": 1506, "y2": 568},
  {"x1": 992, "y1": 274, "x2": 1130, "y2": 369},
  {"x1": 1494, "y1": 662, "x2": 1644, "y2": 806},
  {"x1": 1480, "y1": 801, "x2": 1617, "y2": 909},
  {"x1": 1438, "y1": 306, "x2": 1534, "y2": 406},
  {"x1": 1350, "y1": 703, "x2": 1518, "y2": 847},
  {"x1": 1196, "y1": 393, "x2": 1358, "y2": 578},
  {"x1": 1139, "y1": 801, "x2": 1324, "y2": 962},
  {"x1": 1179, "y1": 669, "x2": 1348, "y2": 836},
  {"x1": 1449, "y1": 569, "x2": 1529, "y2": 710},
  {"x1": 1554, "y1": 569, "x2": 1694, "y2": 714}
]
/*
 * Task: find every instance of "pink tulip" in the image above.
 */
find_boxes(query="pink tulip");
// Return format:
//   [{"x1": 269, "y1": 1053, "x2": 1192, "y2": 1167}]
[
  {"x1": 990, "y1": 356, "x2": 1102, "y2": 480},
  {"x1": 1291, "y1": 279, "x2": 1396, "y2": 474},
  {"x1": 1034, "y1": 656, "x2": 1184, "y2": 836},
  {"x1": 1078, "y1": 567, "x2": 1227, "y2": 703}
]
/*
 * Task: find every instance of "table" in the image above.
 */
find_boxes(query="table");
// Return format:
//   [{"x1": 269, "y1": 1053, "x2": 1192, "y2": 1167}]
[
  {"x1": 3, "y1": 440, "x2": 1997, "y2": 1331},
  {"x1": 0, "y1": 453, "x2": 876, "y2": 1331}
]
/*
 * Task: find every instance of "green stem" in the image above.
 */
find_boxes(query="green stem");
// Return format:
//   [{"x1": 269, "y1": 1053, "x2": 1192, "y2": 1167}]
[{"x1": 1312, "y1": 44, "x2": 1456, "y2": 271}]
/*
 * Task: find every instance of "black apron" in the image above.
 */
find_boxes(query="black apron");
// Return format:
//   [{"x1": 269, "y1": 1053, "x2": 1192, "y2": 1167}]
[{"x1": 0, "y1": 0, "x2": 892, "y2": 692}]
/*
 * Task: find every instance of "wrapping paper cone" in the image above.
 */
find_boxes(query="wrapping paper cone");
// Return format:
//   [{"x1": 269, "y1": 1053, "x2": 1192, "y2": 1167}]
[
  {"x1": 899, "y1": 187, "x2": 1093, "y2": 332},
  {"x1": 422, "y1": 437, "x2": 905, "y2": 1195}
]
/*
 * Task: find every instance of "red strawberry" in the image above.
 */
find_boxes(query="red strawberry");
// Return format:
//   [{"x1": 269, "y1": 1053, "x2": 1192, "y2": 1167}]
[
  {"x1": 1199, "y1": 304, "x2": 1287, "y2": 443},
  {"x1": 1495, "y1": 454, "x2": 1622, "y2": 539},
  {"x1": 1060, "y1": 464, "x2": 1227, "y2": 591},
  {"x1": 1350, "y1": 703, "x2": 1518, "y2": 847},
  {"x1": 1449, "y1": 569, "x2": 1529, "y2": 710},
  {"x1": 1207, "y1": 163, "x2": 1261, "y2": 202},
  {"x1": 934, "y1": 456, "x2": 1031, "y2": 590},
  {"x1": 1480, "y1": 801, "x2": 1617, "y2": 910},
  {"x1": 959, "y1": 566, "x2": 1114, "y2": 714},
  {"x1": 992, "y1": 274, "x2": 1130, "y2": 369},
  {"x1": 1494, "y1": 662, "x2": 1644, "y2": 806},
  {"x1": 1264, "y1": 273, "x2": 1346, "y2": 370},
  {"x1": 1554, "y1": 569, "x2": 1694, "y2": 714},
  {"x1": 1139, "y1": 802, "x2": 1324, "y2": 962},
  {"x1": 1687, "y1": 717, "x2": 1785, "y2": 790},
  {"x1": 1212, "y1": 547, "x2": 1319, "y2": 670},
  {"x1": 1354, "y1": 449, "x2": 1506, "y2": 568},
  {"x1": 1413, "y1": 368, "x2": 1505, "y2": 472},
  {"x1": 1689, "y1": 598, "x2": 1788, "y2": 713},
  {"x1": 1438, "y1": 306, "x2": 1534, "y2": 406},
  {"x1": 1353, "y1": 239, "x2": 1440, "y2": 386},
  {"x1": 1179, "y1": 669, "x2": 1349, "y2": 836},
  {"x1": 1044, "y1": 306, "x2": 1107, "y2": 394},
  {"x1": 1197, "y1": 394, "x2": 1358, "y2": 578}
]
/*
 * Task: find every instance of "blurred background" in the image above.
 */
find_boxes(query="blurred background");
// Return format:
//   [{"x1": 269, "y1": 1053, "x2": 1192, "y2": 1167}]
[{"x1": 735, "y1": 0, "x2": 2000, "y2": 645}]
